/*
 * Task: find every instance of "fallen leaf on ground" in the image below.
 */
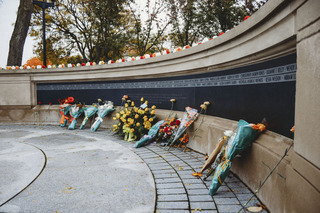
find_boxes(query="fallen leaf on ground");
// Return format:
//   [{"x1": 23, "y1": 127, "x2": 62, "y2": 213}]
[
  {"x1": 192, "y1": 172, "x2": 202, "y2": 177},
  {"x1": 247, "y1": 206, "x2": 263, "y2": 212}
]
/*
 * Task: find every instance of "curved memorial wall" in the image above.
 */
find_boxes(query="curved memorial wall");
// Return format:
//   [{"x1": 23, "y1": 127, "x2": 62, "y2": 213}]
[
  {"x1": 1, "y1": 0, "x2": 319, "y2": 212},
  {"x1": 37, "y1": 53, "x2": 296, "y2": 138}
]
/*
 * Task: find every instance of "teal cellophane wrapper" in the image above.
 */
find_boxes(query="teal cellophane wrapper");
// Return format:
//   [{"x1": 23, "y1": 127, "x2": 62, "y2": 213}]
[
  {"x1": 80, "y1": 106, "x2": 98, "y2": 129},
  {"x1": 134, "y1": 120, "x2": 165, "y2": 148},
  {"x1": 91, "y1": 107, "x2": 114, "y2": 132},
  {"x1": 209, "y1": 159, "x2": 232, "y2": 196},
  {"x1": 60, "y1": 104, "x2": 71, "y2": 127},
  {"x1": 209, "y1": 119, "x2": 259, "y2": 195},
  {"x1": 68, "y1": 105, "x2": 84, "y2": 130},
  {"x1": 225, "y1": 119, "x2": 258, "y2": 161}
]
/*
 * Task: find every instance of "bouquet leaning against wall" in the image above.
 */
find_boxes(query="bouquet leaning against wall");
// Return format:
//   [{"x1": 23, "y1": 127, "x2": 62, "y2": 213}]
[
  {"x1": 167, "y1": 107, "x2": 199, "y2": 150},
  {"x1": 79, "y1": 105, "x2": 98, "y2": 129},
  {"x1": 68, "y1": 103, "x2": 84, "y2": 130},
  {"x1": 91, "y1": 100, "x2": 114, "y2": 132},
  {"x1": 209, "y1": 120, "x2": 266, "y2": 195},
  {"x1": 59, "y1": 97, "x2": 74, "y2": 127},
  {"x1": 113, "y1": 97, "x2": 157, "y2": 142}
]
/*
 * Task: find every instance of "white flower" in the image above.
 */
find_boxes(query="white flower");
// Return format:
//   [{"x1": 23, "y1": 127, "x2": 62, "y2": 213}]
[
  {"x1": 145, "y1": 54, "x2": 150, "y2": 59},
  {"x1": 156, "y1": 52, "x2": 161, "y2": 57},
  {"x1": 58, "y1": 64, "x2": 62, "y2": 68},
  {"x1": 76, "y1": 63, "x2": 81, "y2": 67},
  {"x1": 192, "y1": 43, "x2": 198, "y2": 47},
  {"x1": 20, "y1": 66, "x2": 23, "y2": 69},
  {"x1": 37, "y1": 65, "x2": 42, "y2": 69},
  {"x1": 68, "y1": 64, "x2": 72, "y2": 68},
  {"x1": 48, "y1": 65, "x2": 52, "y2": 68},
  {"x1": 12, "y1": 66, "x2": 16, "y2": 70},
  {"x1": 92, "y1": 62, "x2": 96, "y2": 66},
  {"x1": 202, "y1": 38, "x2": 209, "y2": 43},
  {"x1": 27, "y1": 66, "x2": 31, "y2": 69},
  {"x1": 162, "y1": 51, "x2": 167, "y2": 55},
  {"x1": 135, "y1": 56, "x2": 140, "y2": 60},
  {"x1": 127, "y1": 57, "x2": 132, "y2": 62},
  {"x1": 86, "y1": 62, "x2": 90, "y2": 66},
  {"x1": 224, "y1": 130, "x2": 234, "y2": 137},
  {"x1": 108, "y1": 60, "x2": 112, "y2": 64}
]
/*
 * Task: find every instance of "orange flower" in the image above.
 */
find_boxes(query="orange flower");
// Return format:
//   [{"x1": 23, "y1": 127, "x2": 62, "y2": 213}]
[
  {"x1": 290, "y1": 126, "x2": 295, "y2": 133},
  {"x1": 250, "y1": 123, "x2": 266, "y2": 132}
]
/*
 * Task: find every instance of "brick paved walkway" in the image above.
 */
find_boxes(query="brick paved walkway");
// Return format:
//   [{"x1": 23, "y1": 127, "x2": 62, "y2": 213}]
[{"x1": 118, "y1": 140, "x2": 268, "y2": 213}]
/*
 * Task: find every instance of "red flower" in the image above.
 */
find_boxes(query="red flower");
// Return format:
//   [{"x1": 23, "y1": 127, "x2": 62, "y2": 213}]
[
  {"x1": 90, "y1": 62, "x2": 93, "y2": 66},
  {"x1": 175, "y1": 120, "x2": 181, "y2": 126},
  {"x1": 243, "y1": 16, "x2": 250, "y2": 21},
  {"x1": 122, "y1": 58, "x2": 125, "y2": 62},
  {"x1": 170, "y1": 121, "x2": 175, "y2": 126},
  {"x1": 218, "y1": 32, "x2": 224, "y2": 36},
  {"x1": 37, "y1": 101, "x2": 42, "y2": 105},
  {"x1": 198, "y1": 42, "x2": 202, "y2": 45},
  {"x1": 49, "y1": 102, "x2": 53, "y2": 105},
  {"x1": 166, "y1": 49, "x2": 170, "y2": 54},
  {"x1": 111, "y1": 60, "x2": 114, "y2": 64},
  {"x1": 68, "y1": 97, "x2": 74, "y2": 103},
  {"x1": 140, "y1": 55, "x2": 145, "y2": 59},
  {"x1": 209, "y1": 38, "x2": 213, "y2": 40},
  {"x1": 42, "y1": 65, "x2": 46, "y2": 68},
  {"x1": 150, "y1": 54, "x2": 153, "y2": 58},
  {"x1": 81, "y1": 63, "x2": 85, "y2": 66},
  {"x1": 72, "y1": 64, "x2": 75, "y2": 67}
]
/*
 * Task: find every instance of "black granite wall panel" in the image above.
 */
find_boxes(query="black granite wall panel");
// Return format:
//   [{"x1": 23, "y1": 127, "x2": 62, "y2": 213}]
[{"x1": 37, "y1": 53, "x2": 296, "y2": 137}]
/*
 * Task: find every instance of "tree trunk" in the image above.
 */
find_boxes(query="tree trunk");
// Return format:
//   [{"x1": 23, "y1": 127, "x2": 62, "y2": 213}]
[{"x1": 7, "y1": 0, "x2": 33, "y2": 66}]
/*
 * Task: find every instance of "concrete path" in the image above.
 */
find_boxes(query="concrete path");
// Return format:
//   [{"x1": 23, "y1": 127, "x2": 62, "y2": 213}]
[{"x1": 0, "y1": 125, "x2": 267, "y2": 213}]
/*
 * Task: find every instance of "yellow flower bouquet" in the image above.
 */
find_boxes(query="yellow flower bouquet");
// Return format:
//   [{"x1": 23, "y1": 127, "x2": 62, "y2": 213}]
[{"x1": 113, "y1": 96, "x2": 157, "y2": 142}]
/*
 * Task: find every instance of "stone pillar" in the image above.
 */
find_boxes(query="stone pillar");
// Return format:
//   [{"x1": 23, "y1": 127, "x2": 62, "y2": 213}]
[{"x1": 295, "y1": 0, "x2": 320, "y2": 168}]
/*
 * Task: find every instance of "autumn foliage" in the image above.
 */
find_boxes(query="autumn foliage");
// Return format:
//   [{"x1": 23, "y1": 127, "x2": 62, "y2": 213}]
[{"x1": 24, "y1": 57, "x2": 52, "y2": 67}]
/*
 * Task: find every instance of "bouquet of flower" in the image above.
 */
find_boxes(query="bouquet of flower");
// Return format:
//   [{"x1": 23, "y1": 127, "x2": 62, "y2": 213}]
[
  {"x1": 134, "y1": 120, "x2": 165, "y2": 148},
  {"x1": 79, "y1": 105, "x2": 98, "y2": 129},
  {"x1": 192, "y1": 130, "x2": 233, "y2": 178},
  {"x1": 209, "y1": 119, "x2": 266, "y2": 195},
  {"x1": 68, "y1": 104, "x2": 84, "y2": 130},
  {"x1": 113, "y1": 97, "x2": 157, "y2": 141},
  {"x1": 180, "y1": 101, "x2": 211, "y2": 150},
  {"x1": 157, "y1": 117, "x2": 181, "y2": 142},
  {"x1": 59, "y1": 97, "x2": 74, "y2": 127},
  {"x1": 167, "y1": 107, "x2": 199, "y2": 149},
  {"x1": 91, "y1": 101, "x2": 114, "y2": 132}
]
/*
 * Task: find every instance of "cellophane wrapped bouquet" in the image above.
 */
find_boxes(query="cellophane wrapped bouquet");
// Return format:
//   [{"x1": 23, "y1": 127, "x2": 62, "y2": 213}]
[
  {"x1": 91, "y1": 100, "x2": 114, "y2": 132},
  {"x1": 167, "y1": 107, "x2": 199, "y2": 149},
  {"x1": 59, "y1": 97, "x2": 74, "y2": 127},
  {"x1": 209, "y1": 120, "x2": 266, "y2": 195},
  {"x1": 113, "y1": 96, "x2": 157, "y2": 142},
  {"x1": 80, "y1": 105, "x2": 98, "y2": 129},
  {"x1": 68, "y1": 103, "x2": 84, "y2": 130}
]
